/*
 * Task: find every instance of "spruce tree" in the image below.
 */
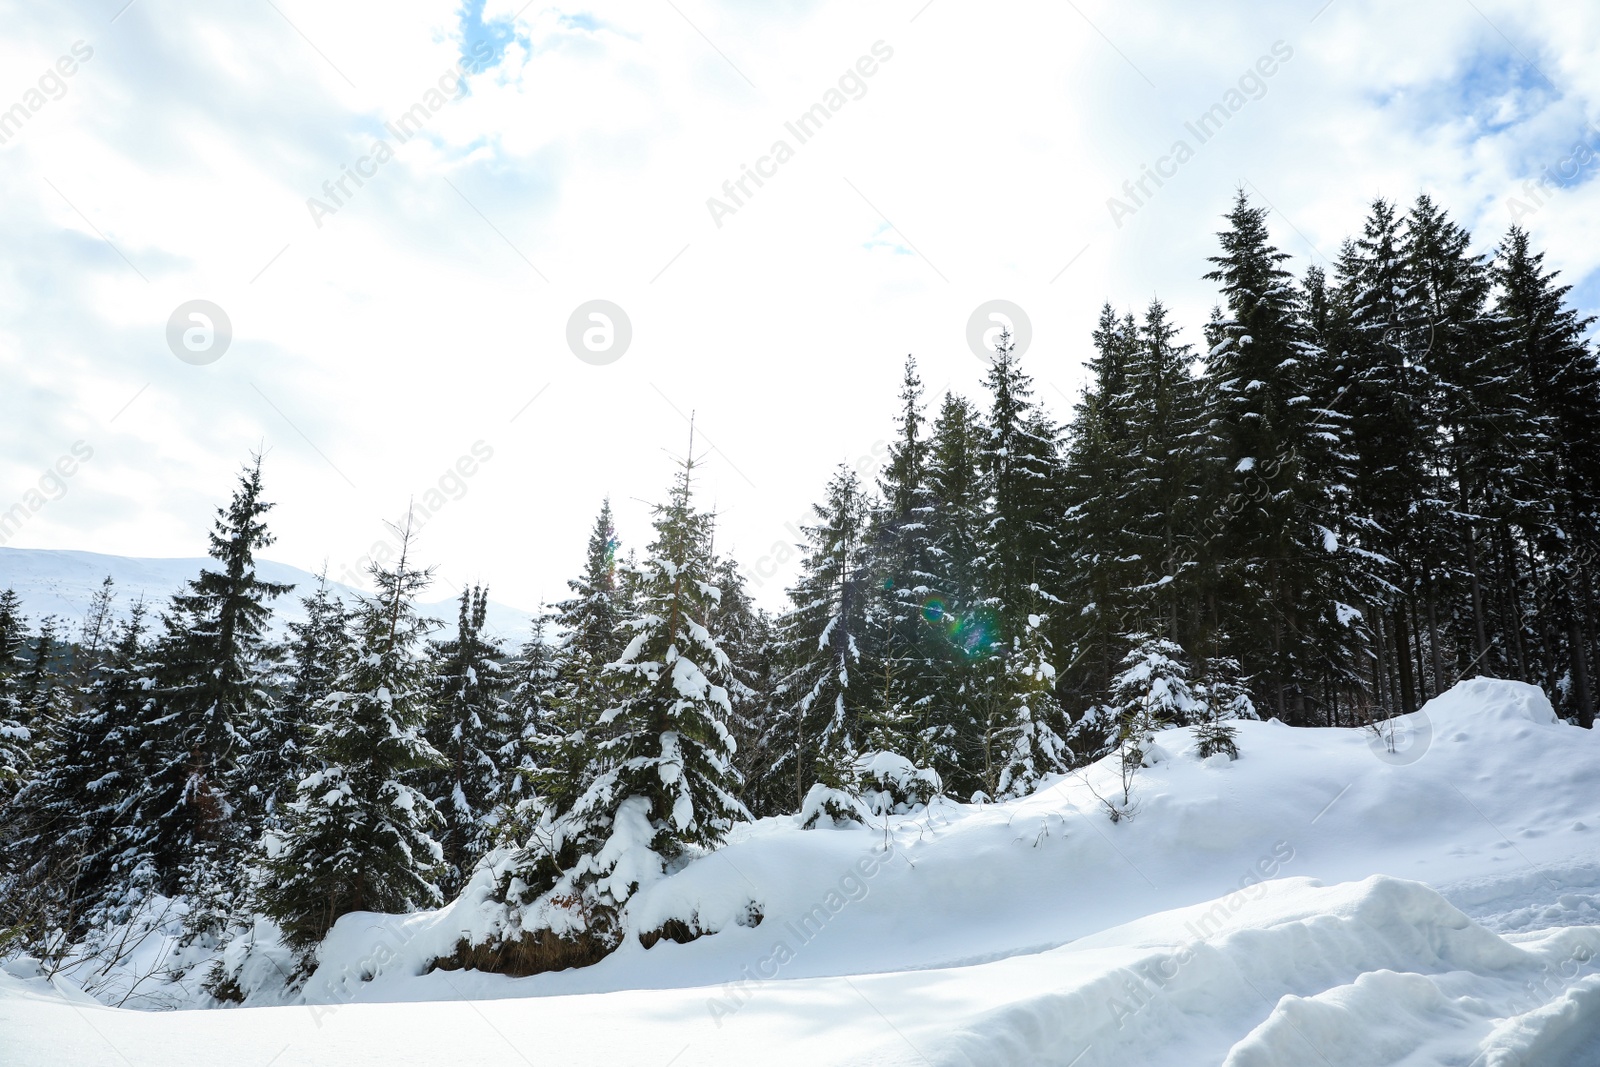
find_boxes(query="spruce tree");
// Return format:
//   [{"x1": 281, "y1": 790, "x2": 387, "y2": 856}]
[
  {"x1": 0, "y1": 590, "x2": 29, "y2": 802},
  {"x1": 545, "y1": 441, "x2": 747, "y2": 927},
  {"x1": 991, "y1": 601, "x2": 1068, "y2": 800},
  {"x1": 1494, "y1": 225, "x2": 1600, "y2": 726},
  {"x1": 258, "y1": 571, "x2": 352, "y2": 829},
  {"x1": 0, "y1": 604, "x2": 155, "y2": 940},
  {"x1": 1202, "y1": 190, "x2": 1357, "y2": 724},
  {"x1": 19, "y1": 616, "x2": 68, "y2": 728},
  {"x1": 553, "y1": 499, "x2": 626, "y2": 718},
  {"x1": 1368, "y1": 199, "x2": 1547, "y2": 711},
  {"x1": 869, "y1": 357, "x2": 943, "y2": 756},
  {"x1": 137, "y1": 457, "x2": 292, "y2": 897},
  {"x1": 770, "y1": 465, "x2": 876, "y2": 815},
  {"x1": 424, "y1": 584, "x2": 510, "y2": 897},
  {"x1": 918, "y1": 392, "x2": 990, "y2": 794},
  {"x1": 258, "y1": 519, "x2": 444, "y2": 955},
  {"x1": 501, "y1": 611, "x2": 560, "y2": 819},
  {"x1": 979, "y1": 334, "x2": 1064, "y2": 637}
]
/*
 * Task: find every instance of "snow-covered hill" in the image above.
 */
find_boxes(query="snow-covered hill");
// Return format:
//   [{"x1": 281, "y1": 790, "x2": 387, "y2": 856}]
[
  {"x1": 4, "y1": 679, "x2": 1600, "y2": 1064},
  {"x1": 0, "y1": 547, "x2": 535, "y2": 643}
]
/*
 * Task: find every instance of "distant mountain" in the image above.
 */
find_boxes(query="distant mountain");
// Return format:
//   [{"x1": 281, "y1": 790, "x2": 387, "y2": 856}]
[{"x1": 0, "y1": 547, "x2": 535, "y2": 644}]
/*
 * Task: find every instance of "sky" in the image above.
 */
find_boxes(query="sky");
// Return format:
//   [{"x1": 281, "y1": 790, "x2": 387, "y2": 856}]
[{"x1": 1, "y1": 0, "x2": 1598, "y2": 615}]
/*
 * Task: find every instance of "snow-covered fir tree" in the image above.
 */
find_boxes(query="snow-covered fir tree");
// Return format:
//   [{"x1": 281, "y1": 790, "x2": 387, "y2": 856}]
[
  {"x1": 135, "y1": 457, "x2": 292, "y2": 902},
  {"x1": 771, "y1": 465, "x2": 877, "y2": 822},
  {"x1": 424, "y1": 584, "x2": 510, "y2": 897},
  {"x1": 869, "y1": 357, "x2": 943, "y2": 762},
  {"x1": 991, "y1": 600, "x2": 1069, "y2": 800},
  {"x1": 511, "y1": 440, "x2": 747, "y2": 940},
  {"x1": 257, "y1": 519, "x2": 444, "y2": 955},
  {"x1": 253, "y1": 571, "x2": 351, "y2": 831},
  {"x1": 918, "y1": 391, "x2": 990, "y2": 795},
  {"x1": 0, "y1": 589, "x2": 29, "y2": 802},
  {"x1": 0, "y1": 604, "x2": 155, "y2": 943},
  {"x1": 500, "y1": 611, "x2": 559, "y2": 820}
]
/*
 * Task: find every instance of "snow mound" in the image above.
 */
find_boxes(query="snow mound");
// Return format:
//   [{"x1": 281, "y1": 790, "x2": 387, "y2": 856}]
[
  {"x1": 6, "y1": 676, "x2": 1600, "y2": 1064},
  {"x1": 7, "y1": 874, "x2": 1600, "y2": 1065},
  {"x1": 1421, "y1": 676, "x2": 1558, "y2": 726}
]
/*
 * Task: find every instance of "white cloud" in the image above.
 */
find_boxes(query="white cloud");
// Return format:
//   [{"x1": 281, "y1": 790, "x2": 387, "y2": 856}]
[{"x1": 1, "y1": 0, "x2": 1597, "y2": 611}]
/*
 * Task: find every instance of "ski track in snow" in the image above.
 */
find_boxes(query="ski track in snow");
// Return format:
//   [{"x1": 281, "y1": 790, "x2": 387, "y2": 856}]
[{"x1": 5, "y1": 678, "x2": 1600, "y2": 1064}]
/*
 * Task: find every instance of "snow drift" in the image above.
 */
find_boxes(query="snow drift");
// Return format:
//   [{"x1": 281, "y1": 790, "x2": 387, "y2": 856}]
[{"x1": 5, "y1": 677, "x2": 1600, "y2": 1065}]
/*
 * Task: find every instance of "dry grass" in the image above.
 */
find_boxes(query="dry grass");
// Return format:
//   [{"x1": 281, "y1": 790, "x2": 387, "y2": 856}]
[
  {"x1": 637, "y1": 917, "x2": 701, "y2": 950},
  {"x1": 431, "y1": 928, "x2": 616, "y2": 978}
]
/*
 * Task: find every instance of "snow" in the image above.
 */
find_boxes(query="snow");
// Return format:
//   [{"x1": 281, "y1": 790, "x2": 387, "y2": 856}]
[{"x1": 7, "y1": 678, "x2": 1600, "y2": 1064}]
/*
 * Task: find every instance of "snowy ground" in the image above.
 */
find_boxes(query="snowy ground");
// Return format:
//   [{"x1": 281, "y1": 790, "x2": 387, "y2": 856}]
[{"x1": 6, "y1": 678, "x2": 1600, "y2": 1064}]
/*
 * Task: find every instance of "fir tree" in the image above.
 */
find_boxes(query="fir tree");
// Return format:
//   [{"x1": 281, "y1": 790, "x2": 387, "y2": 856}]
[
  {"x1": 501, "y1": 610, "x2": 560, "y2": 820},
  {"x1": 137, "y1": 457, "x2": 292, "y2": 897},
  {"x1": 705, "y1": 556, "x2": 778, "y2": 817},
  {"x1": 0, "y1": 604, "x2": 155, "y2": 942},
  {"x1": 546, "y1": 438, "x2": 747, "y2": 926},
  {"x1": 869, "y1": 357, "x2": 943, "y2": 756},
  {"x1": 425, "y1": 584, "x2": 510, "y2": 897},
  {"x1": 979, "y1": 334, "x2": 1064, "y2": 637},
  {"x1": 257, "y1": 571, "x2": 352, "y2": 830},
  {"x1": 1059, "y1": 306, "x2": 1142, "y2": 720},
  {"x1": 1202, "y1": 190, "x2": 1358, "y2": 724},
  {"x1": 918, "y1": 392, "x2": 990, "y2": 794},
  {"x1": 770, "y1": 465, "x2": 876, "y2": 814},
  {"x1": 992, "y1": 603, "x2": 1068, "y2": 800},
  {"x1": 1494, "y1": 225, "x2": 1600, "y2": 727},
  {"x1": 0, "y1": 590, "x2": 29, "y2": 802},
  {"x1": 553, "y1": 499, "x2": 626, "y2": 717},
  {"x1": 258, "y1": 518, "x2": 445, "y2": 955}
]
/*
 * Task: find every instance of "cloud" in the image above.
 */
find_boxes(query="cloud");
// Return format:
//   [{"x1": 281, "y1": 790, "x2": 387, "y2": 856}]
[{"x1": 0, "y1": 0, "x2": 1597, "y2": 609}]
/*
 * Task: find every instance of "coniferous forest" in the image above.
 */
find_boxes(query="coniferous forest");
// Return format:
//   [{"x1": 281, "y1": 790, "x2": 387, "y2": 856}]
[{"x1": 3, "y1": 190, "x2": 1598, "y2": 985}]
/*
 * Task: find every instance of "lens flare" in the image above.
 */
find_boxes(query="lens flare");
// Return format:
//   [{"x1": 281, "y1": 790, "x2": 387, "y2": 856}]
[{"x1": 920, "y1": 597, "x2": 998, "y2": 658}]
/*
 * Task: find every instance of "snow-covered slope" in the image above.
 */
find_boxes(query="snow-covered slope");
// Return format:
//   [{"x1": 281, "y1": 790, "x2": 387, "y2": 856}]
[
  {"x1": 0, "y1": 547, "x2": 534, "y2": 642},
  {"x1": 5, "y1": 678, "x2": 1600, "y2": 1064}
]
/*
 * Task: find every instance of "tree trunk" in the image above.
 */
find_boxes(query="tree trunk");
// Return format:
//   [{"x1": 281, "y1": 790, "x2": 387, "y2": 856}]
[
  {"x1": 1465, "y1": 525, "x2": 1490, "y2": 666},
  {"x1": 1426, "y1": 580, "x2": 1446, "y2": 695},
  {"x1": 1394, "y1": 607, "x2": 1416, "y2": 715}
]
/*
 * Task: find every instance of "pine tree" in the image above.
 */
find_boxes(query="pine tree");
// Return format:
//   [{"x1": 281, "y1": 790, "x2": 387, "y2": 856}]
[
  {"x1": 1100, "y1": 635, "x2": 1200, "y2": 819},
  {"x1": 1202, "y1": 190, "x2": 1358, "y2": 724},
  {"x1": 137, "y1": 457, "x2": 292, "y2": 897},
  {"x1": 0, "y1": 605, "x2": 155, "y2": 941},
  {"x1": 258, "y1": 518, "x2": 445, "y2": 955},
  {"x1": 992, "y1": 603, "x2": 1068, "y2": 800},
  {"x1": 1494, "y1": 225, "x2": 1600, "y2": 727},
  {"x1": 545, "y1": 439, "x2": 747, "y2": 927},
  {"x1": 553, "y1": 500, "x2": 626, "y2": 718},
  {"x1": 425, "y1": 584, "x2": 510, "y2": 897},
  {"x1": 918, "y1": 392, "x2": 990, "y2": 794},
  {"x1": 770, "y1": 465, "x2": 876, "y2": 816},
  {"x1": 259, "y1": 571, "x2": 352, "y2": 830},
  {"x1": 979, "y1": 334, "x2": 1064, "y2": 636},
  {"x1": 869, "y1": 357, "x2": 943, "y2": 758},
  {"x1": 705, "y1": 556, "x2": 778, "y2": 817},
  {"x1": 0, "y1": 590, "x2": 29, "y2": 802},
  {"x1": 501, "y1": 610, "x2": 560, "y2": 820}
]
